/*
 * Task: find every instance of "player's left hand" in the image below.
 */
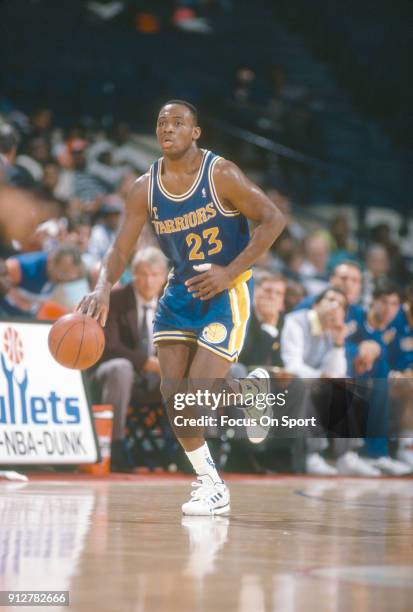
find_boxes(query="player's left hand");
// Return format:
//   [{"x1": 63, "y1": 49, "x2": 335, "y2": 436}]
[{"x1": 185, "y1": 264, "x2": 233, "y2": 300}]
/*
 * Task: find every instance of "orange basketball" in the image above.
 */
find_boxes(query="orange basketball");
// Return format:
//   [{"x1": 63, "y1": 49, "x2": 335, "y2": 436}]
[{"x1": 48, "y1": 313, "x2": 105, "y2": 370}]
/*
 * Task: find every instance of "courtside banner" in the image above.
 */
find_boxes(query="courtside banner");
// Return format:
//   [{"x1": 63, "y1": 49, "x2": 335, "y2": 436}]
[{"x1": 0, "y1": 321, "x2": 98, "y2": 464}]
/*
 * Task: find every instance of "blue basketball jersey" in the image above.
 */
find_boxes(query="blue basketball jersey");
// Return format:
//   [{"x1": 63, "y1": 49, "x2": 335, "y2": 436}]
[
  {"x1": 387, "y1": 305, "x2": 413, "y2": 371},
  {"x1": 148, "y1": 150, "x2": 250, "y2": 283}
]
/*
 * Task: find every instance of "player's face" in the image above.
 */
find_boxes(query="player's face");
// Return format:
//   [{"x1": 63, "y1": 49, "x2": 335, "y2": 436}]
[
  {"x1": 331, "y1": 264, "x2": 362, "y2": 304},
  {"x1": 372, "y1": 294, "x2": 400, "y2": 327},
  {"x1": 156, "y1": 105, "x2": 200, "y2": 156},
  {"x1": 133, "y1": 262, "x2": 166, "y2": 301}
]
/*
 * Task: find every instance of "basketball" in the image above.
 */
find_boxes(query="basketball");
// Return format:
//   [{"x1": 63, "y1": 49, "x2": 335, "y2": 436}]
[{"x1": 48, "y1": 313, "x2": 105, "y2": 370}]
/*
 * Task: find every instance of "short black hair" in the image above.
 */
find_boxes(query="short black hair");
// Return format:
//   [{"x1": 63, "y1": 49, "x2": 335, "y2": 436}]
[
  {"x1": 0, "y1": 123, "x2": 19, "y2": 154},
  {"x1": 372, "y1": 283, "x2": 401, "y2": 301},
  {"x1": 160, "y1": 100, "x2": 198, "y2": 124}
]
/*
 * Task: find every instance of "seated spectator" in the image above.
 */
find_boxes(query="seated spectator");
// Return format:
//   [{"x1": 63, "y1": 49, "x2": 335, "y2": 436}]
[
  {"x1": 389, "y1": 283, "x2": 413, "y2": 373},
  {"x1": 16, "y1": 135, "x2": 50, "y2": 183},
  {"x1": 389, "y1": 283, "x2": 413, "y2": 466},
  {"x1": 295, "y1": 260, "x2": 365, "y2": 341},
  {"x1": 87, "y1": 142, "x2": 128, "y2": 190},
  {"x1": 327, "y1": 213, "x2": 357, "y2": 271},
  {"x1": 362, "y1": 244, "x2": 390, "y2": 307},
  {"x1": 2, "y1": 242, "x2": 85, "y2": 317},
  {"x1": 284, "y1": 280, "x2": 307, "y2": 313},
  {"x1": 88, "y1": 247, "x2": 168, "y2": 472},
  {"x1": 67, "y1": 217, "x2": 94, "y2": 270},
  {"x1": 370, "y1": 222, "x2": 409, "y2": 285},
  {"x1": 87, "y1": 197, "x2": 123, "y2": 264},
  {"x1": 282, "y1": 288, "x2": 348, "y2": 380},
  {"x1": 111, "y1": 122, "x2": 152, "y2": 174},
  {"x1": 239, "y1": 272, "x2": 286, "y2": 369},
  {"x1": 55, "y1": 139, "x2": 108, "y2": 202},
  {"x1": 281, "y1": 288, "x2": 378, "y2": 476},
  {"x1": 347, "y1": 284, "x2": 411, "y2": 475},
  {"x1": 39, "y1": 160, "x2": 61, "y2": 200},
  {"x1": 298, "y1": 232, "x2": 330, "y2": 296},
  {"x1": 27, "y1": 107, "x2": 54, "y2": 142},
  {"x1": 0, "y1": 123, "x2": 36, "y2": 189}
]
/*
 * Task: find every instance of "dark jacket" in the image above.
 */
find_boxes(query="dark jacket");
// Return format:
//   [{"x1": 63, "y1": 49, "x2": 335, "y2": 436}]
[
  {"x1": 239, "y1": 310, "x2": 284, "y2": 368},
  {"x1": 98, "y1": 283, "x2": 148, "y2": 372}
]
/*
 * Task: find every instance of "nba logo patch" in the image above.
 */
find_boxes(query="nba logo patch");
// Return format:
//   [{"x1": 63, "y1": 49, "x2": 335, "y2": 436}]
[{"x1": 202, "y1": 322, "x2": 227, "y2": 344}]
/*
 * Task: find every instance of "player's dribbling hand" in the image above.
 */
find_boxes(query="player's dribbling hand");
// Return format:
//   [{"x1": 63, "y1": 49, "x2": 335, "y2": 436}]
[
  {"x1": 185, "y1": 264, "x2": 233, "y2": 300},
  {"x1": 76, "y1": 286, "x2": 110, "y2": 326}
]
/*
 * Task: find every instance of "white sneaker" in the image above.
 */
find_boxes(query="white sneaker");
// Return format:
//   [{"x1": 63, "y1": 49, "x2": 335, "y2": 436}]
[
  {"x1": 306, "y1": 453, "x2": 338, "y2": 476},
  {"x1": 370, "y1": 456, "x2": 412, "y2": 476},
  {"x1": 397, "y1": 448, "x2": 413, "y2": 468},
  {"x1": 239, "y1": 368, "x2": 272, "y2": 444},
  {"x1": 182, "y1": 476, "x2": 230, "y2": 516},
  {"x1": 336, "y1": 452, "x2": 381, "y2": 476}
]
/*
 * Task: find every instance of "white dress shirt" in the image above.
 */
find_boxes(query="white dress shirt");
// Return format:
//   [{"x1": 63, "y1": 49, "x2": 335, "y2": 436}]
[{"x1": 281, "y1": 309, "x2": 346, "y2": 378}]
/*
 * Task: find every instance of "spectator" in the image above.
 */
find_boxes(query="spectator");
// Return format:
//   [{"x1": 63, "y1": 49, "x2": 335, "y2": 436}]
[
  {"x1": 299, "y1": 232, "x2": 330, "y2": 295},
  {"x1": 2, "y1": 242, "x2": 85, "y2": 317},
  {"x1": 88, "y1": 247, "x2": 168, "y2": 472},
  {"x1": 284, "y1": 280, "x2": 307, "y2": 313},
  {"x1": 232, "y1": 66, "x2": 257, "y2": 107},
  {"x1": 16, "y1": 135, "x2": 50, "y2": 182},
  {"x1": 281, "y1": 288, "x2": 377, "y2": 475},
  {"x1": 239, "y1": 272, "x2": 286, "y2": 368},
  {"x1": 111, "y1": 122, "x2": 152, "y2": 174},
  {"x1": 388, "y1": 285, "x2": 413, "y2": 467},
  {"x1": 347, "y1": 285, "x2": 411, "y2": 475},
  {"x1": 87, "y1": 197, "x2": 123, "y2": 264},
  {"x1": 87, "y1": 142, "x2": 128, "y2": 190},
  {"x1": 28, "y1": 107, "x2": 54, "y2": 141},
  {"x1": 327, "y1": 213, "x2": 357, "y2": 271},
  {"x1": 39, "y1": 160, "x2": 61, "y2": 200},
  {"x1": 362, "y1": 244, "x2": 390, "y2": 307},
  {"x1": 295, "y1": 261, "x2": 365, "y2": 341},
  {"x1": 370, "y1": 222, "x2": 409, "y2": 285},
  {"x1": 55, "y1": 139, "x2": 108, "y2": 202},
  {"x1": 0, "y1": 123, "x2": 35, "y2": 189}
]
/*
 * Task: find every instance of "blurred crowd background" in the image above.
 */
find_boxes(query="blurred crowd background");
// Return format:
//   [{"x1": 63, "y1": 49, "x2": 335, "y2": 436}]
[{"x1": 0, "y1": 0, "x2": 412, "y2": 477}]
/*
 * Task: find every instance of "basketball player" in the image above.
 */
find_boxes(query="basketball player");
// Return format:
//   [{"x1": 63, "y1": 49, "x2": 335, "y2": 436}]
[{"x1": 77, "y1": 101, "x2": 285, "y2": 514}]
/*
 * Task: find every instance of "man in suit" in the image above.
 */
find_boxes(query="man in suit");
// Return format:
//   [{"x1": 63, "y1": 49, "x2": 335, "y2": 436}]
[
  {"x1": 90, "y1": 246, "x2": 168, "y2": 471},
  {"x1": 239, "y1": 271, "x2": 287, "y2": 369}
]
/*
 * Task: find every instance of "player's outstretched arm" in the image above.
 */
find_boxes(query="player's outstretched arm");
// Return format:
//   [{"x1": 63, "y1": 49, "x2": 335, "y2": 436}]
[
  {"x1": 186, "y1": 159, "x2": 286, "y2": 300},
  {"x1": 76, "y1": 173, "x2": 149, "y2": 325}
]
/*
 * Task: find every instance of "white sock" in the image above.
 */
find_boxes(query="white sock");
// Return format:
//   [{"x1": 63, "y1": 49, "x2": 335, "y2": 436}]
[{"x1": 186, "y1": 442, "x2": 222, "y2": 484}]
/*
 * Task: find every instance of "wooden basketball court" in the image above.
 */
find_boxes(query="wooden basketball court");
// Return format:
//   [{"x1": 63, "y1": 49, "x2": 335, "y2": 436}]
[{"x1": 1, "y1": 476, "x2": 412, "y2": 611}]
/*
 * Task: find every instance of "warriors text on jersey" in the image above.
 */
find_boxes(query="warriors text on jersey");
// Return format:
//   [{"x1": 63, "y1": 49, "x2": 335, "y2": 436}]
[
  {"x1": 148, "y1": 150, "x2": 250, "y2": 283},
  {"x1": 148, "y1": 150, "x2": 253, "y2": 362}
]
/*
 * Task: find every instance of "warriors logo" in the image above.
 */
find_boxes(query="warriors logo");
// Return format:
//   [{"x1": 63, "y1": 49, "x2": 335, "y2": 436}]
[{"x1": 202, "y1": 322, "x2": 227, "y2": 344}]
